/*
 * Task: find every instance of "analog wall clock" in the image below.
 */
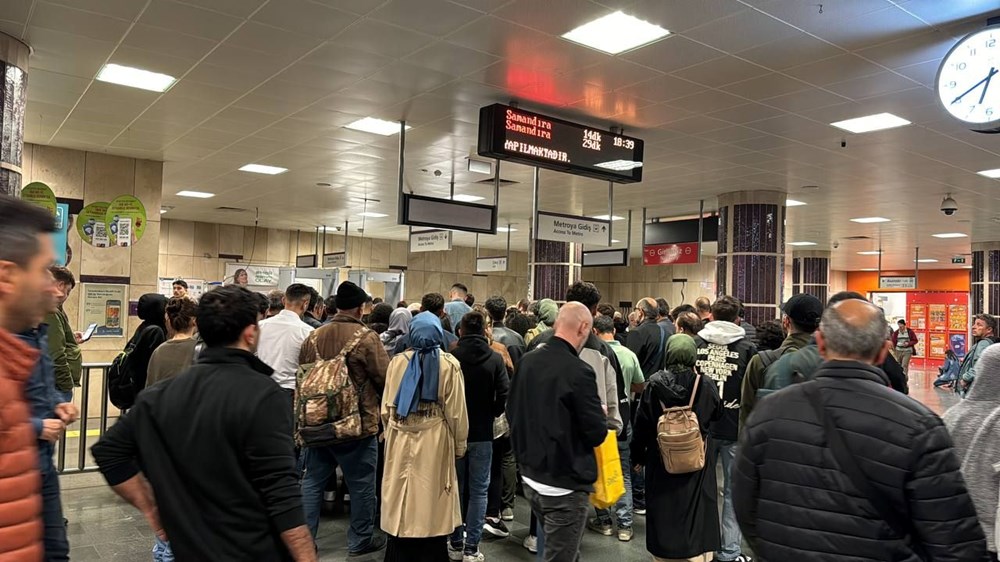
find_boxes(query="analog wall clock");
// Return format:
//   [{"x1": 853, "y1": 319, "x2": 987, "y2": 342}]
[{"x1": 937, "y1": 24, "x2": 1000, "y2": 133}]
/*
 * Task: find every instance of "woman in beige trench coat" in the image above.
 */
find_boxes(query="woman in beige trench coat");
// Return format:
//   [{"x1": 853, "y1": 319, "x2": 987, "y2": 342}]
[{"x1": 381, "y1": 311, "x2": 469, "y2": 562}]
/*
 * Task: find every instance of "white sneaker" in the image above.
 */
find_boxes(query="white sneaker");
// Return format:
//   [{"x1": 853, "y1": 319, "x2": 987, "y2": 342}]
[
  {"x1": 447, "y1": 543, "x2": 463, "y2": 561},
  {"x1": 501, "y1": 507, "x2": 514, "y2": 521},
  {"x1": 463, "y1": 552, "x2": 485, "y2": 562},
  {"x1": 522, "y1": 535, "x2": 537, "y2": 554}
]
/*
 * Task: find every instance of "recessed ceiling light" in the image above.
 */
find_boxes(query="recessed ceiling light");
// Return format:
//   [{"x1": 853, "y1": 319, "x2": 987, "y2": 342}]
[
  {"x1": 611, "y1": 239, "x2": 621, "y2": 243},
  {"x1": 963, "y1": 265, "x2": 974, "y2": 269},
  {"x1": 831, "y1": 113, "x2": 911, "y2": 133},
  {"x1": 562, "y1": 11, "x2": 670, "y2": 55},
  {"x1": 160, "y1": 206, "x2": 173, "y2": 214},
  {"x1": 358, "y1": 211, "x2": 388, "y2": 218},
  {"x1": 345, "y1": 117, "x2": 411, "y2": 136},
  {"x1": 452, "y1": 194, "x2": 485, "y2": 203},
  {"x1": 859, "y1": 268, "x2": 878, "y2": 271},
  {"x1": 176, "y1": 190, "x2": 214, "y2": 199},
  {"x1": 932, "y1": 232, "x2": 968, "y2": 239},
  {"x1": 850, "y1": 217, "x2": 890, "y2": 223},
  {"x1": 96, "y1": 63, "x2": 175, "y2": 92},
  {"x1": 496, "y1": 226, "x2": 518, "y2": 233},
  {"x1": 978, "y1": 168, "x2": 1000, "y2": 178},
  {"x1": 239, "y1": 164, "x2": 287, "y2": 175},
  {"x1": 788, "y1": 241, "x2": 817, "y2": 246},
  {"x1": 915, "y1": 258, "x2": 938, "y2": 263},
  {"x1": 786, "y1": 199, "x2": 807, "y2": 207},
  {"x1": 591, "y1": 214, "x2": 625, "y2": 221},
  {"x1": 594, "y1": 160, "x2": 643, "y2": 171},
  {"x1": 857, "y1": 251, "x2": 883, "y2": 255}
]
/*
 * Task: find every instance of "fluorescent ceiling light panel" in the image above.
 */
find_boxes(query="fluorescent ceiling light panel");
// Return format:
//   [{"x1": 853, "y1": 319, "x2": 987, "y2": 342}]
[
  {"x1": 452, "y1": 194, "x2": 485, "y2": 203},
  {"x1": 831, "y1": 113, "x2": 910, "y2": 133},
  {"x1": 175, "y1": 190, "x2": 214, "y2": 199},
  {"x1": 978, "y1": 168, "x2": 1000, "y2": 178},
  {"x1": 915, "y1": 259, "x2": 938, "y2": 263},
  {"x1": 239, "y1": 164, "x2": 287, "y2": 175},
  {"x1": 850, "y1": 217, "x2": 890, "y2": 223},
  {"x1": 857, "y1": 251, "x2": 882, "y2": 255},
  {"x1": 358, "y1": 211, "x2": 388, "y2": 218},
  {"x1": 496, "y1": 227, "x2": 517, "y2": 233},
  {"x1": 594, "y1": 160, "x2": 643, "y2": 171},
  {"x1": 859, "y1": 268, "x2": 878, "y2": 271},
  {"x1": 562, "y1": 11, "x2": 670, "y2": 55},
  {"x1": 591, "y1": 214, "x2": 625, "y2": 221},
  {"x1": 345, "y1": 117, "x2": 411, "y2": 136},
  {"x1": 96, "y1": 63, "x2": 175, "y2": 92},
  {"x1": 932, "y1": 232, "x2": 968, "y2": 238},
  {"x1": 786, "y1": 199, "x2": 807, "y2": 207},
  {"x1": 788, "y1": 242, "x2": 817, "y2": 246}
]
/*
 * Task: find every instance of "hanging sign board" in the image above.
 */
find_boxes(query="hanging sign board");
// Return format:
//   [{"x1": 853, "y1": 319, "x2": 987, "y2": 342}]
[
  {"x1": 583, "y1": 248, "x2": 629, "y2": 267},
  {"x1": 296, "y1": 254, "x2": 318, "y2": 268},
  {"x1": 643, "y1": 242, "x2": 699, "y2": 266},
  {"x1": 323, "y1": 252, "x2": 347, "y2": 268},
  {"x1": 410, "y1": 229, "x2": 453, "y2": 252},
  {"x1": 224, "y1": 263, "x2": 281, "y2": 287},
  {"x1": 476, "y1": 256, "x2": 509, "y2": 273},
  {"x1": 879, "y1": 276, "x2": 917, "y2": 289},
  {"x1": 401, "y1": 193, "x2": 497, "y2": 234},
  {"x1": 536, "y1": 211, "x2": 610, "y2": 246}
]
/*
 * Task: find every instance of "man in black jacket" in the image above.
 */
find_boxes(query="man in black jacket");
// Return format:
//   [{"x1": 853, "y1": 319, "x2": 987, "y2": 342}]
[
  {"x1": 734, "y1": 298, "x2": 987, "y2": 561},
  {"x1": 92, "y1": 286, "x2": 316, "y2": 562},
  {"x1": 509, "y1": 302, "x2": 608, "y2": 562},
  {"x1": 628, "y1": 297, "x2": 668, "y2": 377},
  {"x1": 693, "y1": 295, "x2": 757, "y2": 562}
]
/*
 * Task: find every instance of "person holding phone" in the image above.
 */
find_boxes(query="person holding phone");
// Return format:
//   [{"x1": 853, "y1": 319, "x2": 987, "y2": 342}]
[{"x1": 46, "y1": 266, "x2": 82, "y2": 402}]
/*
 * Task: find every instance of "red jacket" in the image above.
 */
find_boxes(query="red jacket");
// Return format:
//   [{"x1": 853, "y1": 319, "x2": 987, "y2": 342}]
[
  {"x1": 891, "y1": 327, "x2": 918, "y2": 349},
  {"x1": 0, "y1": 328, "x2": 42, "y2": 562}
]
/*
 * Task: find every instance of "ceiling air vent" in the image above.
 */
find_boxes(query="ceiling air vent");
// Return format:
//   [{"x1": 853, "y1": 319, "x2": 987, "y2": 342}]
[
  {"x1": 475, "y1": 177, "x2": 519, "y2": 186},
  {"x1": 214, "y1": 206, "x2": 249, "y2": 213},
  {"x1": 842, "y1": 235, "x2": 871, "y2": 241}
]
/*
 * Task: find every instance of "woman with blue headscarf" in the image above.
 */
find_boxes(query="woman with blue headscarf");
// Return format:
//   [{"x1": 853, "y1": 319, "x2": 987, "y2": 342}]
[{"x1": 381, "y1": 312, "x2": 469, "y2": 562}]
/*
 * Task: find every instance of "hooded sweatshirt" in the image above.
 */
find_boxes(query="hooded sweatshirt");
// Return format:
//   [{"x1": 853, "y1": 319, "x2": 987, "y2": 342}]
[
  {"x1": 128, "y1": 294, "x2": 168, "y2": 391},
  {"x1": 944, "y1": 344, "x2": 1000, "y2": 551},
  {"x1": 693, "y1": 320, "x2": 756, "y2": 441},
  {"x1": 451, "y1": 335, "x2": 509, "y2": 442},
  {"x1": 525, "y1": 299, "x2": 557, "y2": 346}
]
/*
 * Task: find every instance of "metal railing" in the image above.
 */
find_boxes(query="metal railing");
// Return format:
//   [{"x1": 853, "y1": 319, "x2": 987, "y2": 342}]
[{"x1": 56, "y1": 362, "x2": 116, "y2": 474}]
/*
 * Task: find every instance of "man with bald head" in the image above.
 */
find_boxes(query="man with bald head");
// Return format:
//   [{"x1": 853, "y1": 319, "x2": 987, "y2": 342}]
[
  {"x1": 509, "y1": 302, "x2": 609, "y2": 561},
  {"x1": 733, "y1": 299, "x2": 987, "y2": 560}
]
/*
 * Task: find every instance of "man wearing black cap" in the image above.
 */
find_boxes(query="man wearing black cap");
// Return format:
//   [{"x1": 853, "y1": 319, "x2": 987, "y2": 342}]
[
  {"x1": 298, "y1": 281, "x2": 389, "y2": 556},
  {"x1": 740, "y1": 293, "x2": 824, "y2": 429}
]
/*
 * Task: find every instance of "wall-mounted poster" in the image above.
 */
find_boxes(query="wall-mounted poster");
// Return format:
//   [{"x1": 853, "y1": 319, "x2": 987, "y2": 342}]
[
  {"x1": 224, "y1": 263, "x2": 280, "y2": 287},
  {"x1": 949, "y1": 304, "x2": 968, "y2": 331},
  {"x1": 77, "y1": 202, "x2": 110, "y2": 247},
  {"x1": 928, "y1": 304, "x2": 947, "y2": 332},
  {"x1": 54, "y1": 203, "x2": 69, "y2": 266},
  {"x1": 929, "y1": 333, "x2": 947, "y2": 358},
  {"x1": 80, "y1": 283, "x2": 127, "y2": 338},
  {"x1": 20, "y1": 182, "x2": 56, "y2": 214},
  {"x1": 908, "y1": 304, "x2": 927, "y2": 330},
  {"x1": 106, "y1": 195, "x2": 147, "y2": 247}
]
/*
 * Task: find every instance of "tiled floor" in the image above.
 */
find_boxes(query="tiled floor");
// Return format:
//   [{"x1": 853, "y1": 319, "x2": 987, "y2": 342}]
[{"x1": 60, "y1": 368, "x2": 960, "y2": 561}]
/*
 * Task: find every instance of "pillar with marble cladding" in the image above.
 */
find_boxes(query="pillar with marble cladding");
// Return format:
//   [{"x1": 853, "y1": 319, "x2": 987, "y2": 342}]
[
  {"x1": 970, "y1": 242, "x2": 1000, "y2": 316},
  {"x1": 792, "y1": 250, "x2": 831, "y2": 304},
  {"x1": 0, "y1": 33, "x2": 29, "y2": 197},
  {"x1": 529, "y1": 238, "x2": 581, "y2": 301},
  {"x1": 716, "y1": 191, "x2": 785, "y2": 327}
]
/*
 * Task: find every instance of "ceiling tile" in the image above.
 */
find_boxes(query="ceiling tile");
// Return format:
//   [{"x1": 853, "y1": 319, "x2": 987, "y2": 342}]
[
  {"x1": 368, "y1": 62, "x2": 457, "y2": 95},
  {"x1": 685, "y1": 8, "x2": 799, "y2": 53},
  {"x1": 494, "y1": 0, "x2": 610, "y2": 36},
  {"x1": 613, "y1": 74, "x2": 705, "y2": 103},
  {"x1": 24, "y1": 69, "x2": 90, "y2": 108},
  {"x1": 121, "y1": 24, "x2": 217, "y2": 61},
  {"x1": 622, "y1": 35, "x2": 724, "y2": 74},
  {"x1": 893, "y1": 60, "x2": 939, "y2": 88},
  {"x1": 448, "y1": 0, "x2": 513, "y2": 13},
  {"x1": 857, "y1": 29, "x2": 957, "y2": 70},
  {"x1": 24, "y1": 27, "x2": 115, "y2": 77},
  {"x1": 171, "y1": 0, "x2": 268, "y2": 18},
  {"x1": 370, "y1": 0, "x2": 483, "y2": 37},
  {"x1": 110, "y1": 45, "x2": 200, "y2": 78},
  {"x1": 299, "y1": 44, "x2": 395, "y2": 76},
  {"x1": 29, "y1": 1, "x2": 131, "y2": 41},
  {"x1": 824, "y1": 71, "x2": 919, "y2": 101},
  {"x1": 404, "y1": 42, "x2": 500, "y2": 77},
  {"x1": 669, "y1": 89, "x2": 747, "y2": 114},
  {"x1": 785, "y1": 54, "x2": 885, "y2": 87},
  {"x1": 200, "y1": 44, "x2": 294, "y2": 81},
  {"x1": 707, "y1": 102, "x2": 786, "y2": 124},
  {"x1": 250, "y1": 0, "x2": 356, "y2": 39},
  {"x1": 671, "y1": 56, "x2": 770, "y2": 88},
  {"x1": 444, "y1": 15, "x2": 548, "y2": 57},
  {"x1": 273, "y1": 63, "x2": 360, "y2": 92},
  {"x1": 736, "y1": 33, "x2": 842, "y2": 71},
  {"x1": 0, "y1": 0, "x2": 32, "y2": 24},
  {"x1": 166, "y1": 80, "x2": 244, "y2": 106},
  {"x1": 808, "y1": 6, "x2": 927, "y2": 51},
  {"x1": 140, "y1": 0, "x2": 243, "y2": 41},
  {"x1": 879, "y1": 0, "x2": 997, "y2": 28},
  {"x1": 720, "y1": 72, "x2": 809, "y2": 101},
  {"x1": 223, "y1": 21, "x2": 325, "y2": 60},
  {"x1": 309, "y1": 0, "x2": 386, "y2": 16},
  {"x1": 631, "y1": 0, "x2": 745, "y2": 33},
  {"x1": 331, "y1": 19, "x2": 436, "y2": 58},
  {"x1": 761, "y1": 88, "x2": 848, "y2": 112},
  {"x1": 44, "y1": 0, "x2": 146, "y2": 20}
]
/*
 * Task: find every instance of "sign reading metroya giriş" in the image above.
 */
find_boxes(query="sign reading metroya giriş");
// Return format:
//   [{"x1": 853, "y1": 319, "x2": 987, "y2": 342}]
[
  {"x1": 535, "y1": 211, "x2": 611, "y2": 246},
  {"x1": 643, "y1": 242, "x2": 699, "y2": 266},
  {"x1": 409, "y1": 229, "x2": 452, "y2": 253}
]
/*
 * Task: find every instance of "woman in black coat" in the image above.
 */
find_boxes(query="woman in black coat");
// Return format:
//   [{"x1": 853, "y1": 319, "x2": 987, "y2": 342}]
[{"x1": 631, "y1": 333, "x2": 723, "y2": 562}]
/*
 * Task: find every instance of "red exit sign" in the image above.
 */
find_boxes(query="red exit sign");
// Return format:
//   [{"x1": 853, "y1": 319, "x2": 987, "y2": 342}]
[{"x1": 643, "y1": 242, "x2": 699, "y2": 266}]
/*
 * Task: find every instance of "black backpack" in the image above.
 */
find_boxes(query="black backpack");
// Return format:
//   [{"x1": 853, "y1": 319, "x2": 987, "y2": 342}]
[{"x1": 108, "y1": 325, "x2": 159, "y2": 409}]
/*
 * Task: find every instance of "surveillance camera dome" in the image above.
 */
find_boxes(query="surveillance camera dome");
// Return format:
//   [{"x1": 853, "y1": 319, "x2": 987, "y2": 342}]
[{"x1": 941, "y1": 194, "x2": 958, "y2": 216}]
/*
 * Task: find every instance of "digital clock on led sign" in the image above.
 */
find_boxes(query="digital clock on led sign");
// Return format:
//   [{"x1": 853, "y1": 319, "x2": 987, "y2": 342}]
[{"x1": 477, "y1": 104, "x2": 644, "y2": 183}]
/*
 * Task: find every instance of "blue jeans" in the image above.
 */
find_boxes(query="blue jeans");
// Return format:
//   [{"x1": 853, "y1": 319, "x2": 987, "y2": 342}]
[
  {"x1": 301, "y1": 436, "x2": 378, "y2": 552},
  {"x1": 710, "y1": 439, "x2": 742, "y2": 561},
  {"x1": 40, "y1": 454, "x2": 69, "y2": 561},
  {"x1": 450, "y1": 441, "x2": 492, "y2": 553},
  {"x1": 152, "y1": 537, "x2": 174, "y2": 562},
  {"x1": 596, "y1": 433, "x2": 633, "y2": 528}
]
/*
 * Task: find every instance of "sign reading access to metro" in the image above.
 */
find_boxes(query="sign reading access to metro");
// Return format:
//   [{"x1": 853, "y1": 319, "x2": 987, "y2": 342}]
[
  {"x1": 478, "y1": 104, "x2": 644, "y2": 183},
  {"x1": 643, "y1": 242, "x2": 699, "y2": 266},
  {"x1": 536, "y1": 211, "x2": 611, "y2": 246}
]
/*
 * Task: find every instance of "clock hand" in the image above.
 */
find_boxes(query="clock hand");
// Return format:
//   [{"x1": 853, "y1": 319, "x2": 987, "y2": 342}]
[
  {"x1": 951, "y1": 67, "x2": 998, "y2": 105},
  {"x1": 980, "y1": 67, "x2": 997, "y2": 105}
]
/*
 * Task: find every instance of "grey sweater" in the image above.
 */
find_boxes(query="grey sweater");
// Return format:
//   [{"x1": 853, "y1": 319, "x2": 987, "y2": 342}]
[{"x1": 944, "y1": 344, "x2": 1000, "y2": 551}]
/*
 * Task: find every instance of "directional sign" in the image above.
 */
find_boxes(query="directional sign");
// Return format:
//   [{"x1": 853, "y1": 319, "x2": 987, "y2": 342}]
[
  {"x1": 535, "y1": 211, "x2": 610, "y2": 246},
  {"x1": 879, "y1": 276, "x2": 917, "y2": 289},
  {"x1": 323, "y1": 252, "x2": 346, "y2": 268},
  {"x1": 952, "y1": 256, "x2": 967, "y2": 264},
  {"x1": 409, "y1": 229, "x2": 452, "y2": 252},
  {"x1": 643, "y1": 242, "x2": 699, "y2": 266},
  {"x1": 476, "y1": 256, "x2": 508, "y2": 273}
]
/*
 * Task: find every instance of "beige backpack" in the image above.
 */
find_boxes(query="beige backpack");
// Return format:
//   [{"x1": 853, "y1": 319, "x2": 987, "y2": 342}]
[{"x1": 656, "y1": 374, "x2": 705, "y2": 474}]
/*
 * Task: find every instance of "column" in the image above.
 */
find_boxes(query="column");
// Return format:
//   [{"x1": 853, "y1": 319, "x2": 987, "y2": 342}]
[
  {"x1": 970, "y1": 242, "x2": 1000, "y2": 316},
  {"x1": 528, "y1": 239, "x2": 581, "y2": 301},
  {"x1": 792, "y1": 250, "x2": 831, "y2": 304},
  {"x1": 716, "y1": 191, "x2": 785, "y2": 327},
  {"x1": 0, "y1": 33, "x2": 29, "y2": 197}
]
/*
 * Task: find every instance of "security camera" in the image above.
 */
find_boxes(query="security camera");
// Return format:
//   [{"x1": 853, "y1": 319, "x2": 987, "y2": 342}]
[
  {"x1": 833, "y1": 241, "x2": 840, "y2": 249},
  {"x1": 941, "y1": 194, "x2": 959, "y2": 216}
]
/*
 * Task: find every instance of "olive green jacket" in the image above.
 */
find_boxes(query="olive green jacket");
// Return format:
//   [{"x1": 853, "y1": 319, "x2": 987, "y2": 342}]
[{"x1": 45, "y1": 307, "x2": 82, "y2": 392}]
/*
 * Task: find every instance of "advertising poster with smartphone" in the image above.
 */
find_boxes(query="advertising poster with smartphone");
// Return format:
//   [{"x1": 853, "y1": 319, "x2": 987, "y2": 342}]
[{"x1": 80, "y1": 283, "x2": 127, "y2": 337}]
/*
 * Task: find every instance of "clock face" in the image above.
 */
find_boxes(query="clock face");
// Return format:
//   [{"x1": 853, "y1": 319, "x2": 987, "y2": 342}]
[{"x1": 938, "y1": 26, "x2": 1000, "y2": 127}]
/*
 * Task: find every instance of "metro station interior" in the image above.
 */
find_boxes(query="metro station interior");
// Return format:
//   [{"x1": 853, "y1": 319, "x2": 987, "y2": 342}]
[{"x1": 3, "y1": 0, "x2": 1000, "y2": 560}]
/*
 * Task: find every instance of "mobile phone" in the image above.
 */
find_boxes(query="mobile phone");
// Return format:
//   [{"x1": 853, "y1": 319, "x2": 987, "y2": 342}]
[{"x1": 80, "y1": 323, "x2": 98, "y2": 342}]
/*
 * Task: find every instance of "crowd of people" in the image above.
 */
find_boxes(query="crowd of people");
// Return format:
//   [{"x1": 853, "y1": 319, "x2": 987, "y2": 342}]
[{"x1": 2, "y1": 193, "x2": 1000, "y2": 561}]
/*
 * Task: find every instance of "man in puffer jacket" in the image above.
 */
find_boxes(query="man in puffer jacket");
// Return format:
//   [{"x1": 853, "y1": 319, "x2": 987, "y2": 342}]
[
  {"x1": 734, "y1": 298, "x2": 988, "y2": 561},
  {"x1": 693, "y1": 295, "x2": 756, "y2": 562}
]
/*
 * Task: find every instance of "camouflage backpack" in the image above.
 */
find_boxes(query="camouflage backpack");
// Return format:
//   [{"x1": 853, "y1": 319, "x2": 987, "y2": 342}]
[{"x1": 295, "y1": 328, "x2": 369, "y2": 447}]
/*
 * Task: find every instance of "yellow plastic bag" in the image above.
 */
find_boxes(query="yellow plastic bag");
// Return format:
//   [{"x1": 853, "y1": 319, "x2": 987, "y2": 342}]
[{"x1": 590, "y1": 430, "x2": 625, "y2": 509}]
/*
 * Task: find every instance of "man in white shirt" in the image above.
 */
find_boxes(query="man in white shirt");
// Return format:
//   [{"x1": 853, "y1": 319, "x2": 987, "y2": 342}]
[{"x1": 257, "y1": 283, "x2": 315, "y2": 414}]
